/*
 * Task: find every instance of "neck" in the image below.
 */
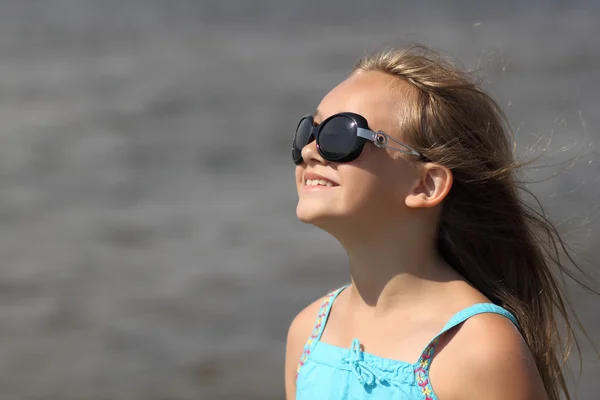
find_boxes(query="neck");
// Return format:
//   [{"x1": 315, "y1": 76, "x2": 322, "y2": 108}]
[{"x1": 329, "y1": 216, "x2": 457, "y2": 312}]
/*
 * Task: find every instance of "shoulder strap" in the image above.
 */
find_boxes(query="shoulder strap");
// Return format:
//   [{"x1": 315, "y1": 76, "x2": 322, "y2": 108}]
[
  {"x1": 296, "y1": 284, "x2": 349, "y2": 381},
  {"x1": 312, "y1": 284, "x2": 349, "y2": 342},
  {"x1": 439, "y1": 303, "x2": 519, "y2": 333},
  {"x1": 416, "y1": 303, "x2": 519, "y2": 368}
]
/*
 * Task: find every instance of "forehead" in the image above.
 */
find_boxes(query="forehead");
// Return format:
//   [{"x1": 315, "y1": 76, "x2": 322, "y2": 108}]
[{"x1": 316, "y1": 70, "x2": 411, "y2": 133}]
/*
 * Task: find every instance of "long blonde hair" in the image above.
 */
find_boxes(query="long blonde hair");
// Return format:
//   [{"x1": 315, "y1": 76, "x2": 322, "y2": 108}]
[{"x1": 354, "y1": 45, "x2": 597, "y2": 400}]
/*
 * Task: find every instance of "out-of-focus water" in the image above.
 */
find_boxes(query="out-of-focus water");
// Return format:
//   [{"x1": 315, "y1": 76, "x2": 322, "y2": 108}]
[{"x1": 0, "y1": 1, "x2": 598, "y2": 398}]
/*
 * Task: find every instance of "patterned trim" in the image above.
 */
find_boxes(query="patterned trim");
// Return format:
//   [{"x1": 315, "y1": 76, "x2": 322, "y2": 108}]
[
  {"x1": 414, "y1": 337, "x2": 439, "y2": 400},
  {"x1": 295, "y1": 289, "x2": 339, "y2": 381}
]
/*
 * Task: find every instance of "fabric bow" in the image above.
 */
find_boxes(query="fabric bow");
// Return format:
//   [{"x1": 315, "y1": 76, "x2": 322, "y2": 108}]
[{"x1": 342, "y1": 339, "x2": 385, "y2": 386}]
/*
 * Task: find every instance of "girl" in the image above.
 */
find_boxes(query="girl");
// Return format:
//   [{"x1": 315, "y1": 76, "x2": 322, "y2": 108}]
[{"x1": 285, "y1": 45, "x2": 596, "y2": 400}]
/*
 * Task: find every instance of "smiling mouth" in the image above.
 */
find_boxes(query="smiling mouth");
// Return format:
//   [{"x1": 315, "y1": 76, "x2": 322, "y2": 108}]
[{"x1": 304, "y1": 179, "x2": 339, "y2": 187}]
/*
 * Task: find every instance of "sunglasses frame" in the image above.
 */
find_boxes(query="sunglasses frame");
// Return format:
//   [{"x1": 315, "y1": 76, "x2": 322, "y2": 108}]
[{"x1": 293, "y1": 112, "x2": 427, "y2": 165}]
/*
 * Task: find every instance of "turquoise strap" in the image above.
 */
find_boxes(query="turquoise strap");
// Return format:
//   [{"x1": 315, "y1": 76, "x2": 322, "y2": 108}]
[
  {"x1": 439, "y1": 303, "x2": 519, "y2": 334},
  {"x1": 315, "y1": 296, "x2": 518, "y2": 339},
  {"x1": 417, "y1": 303, "x2": 519, "y2": 367},
  {"x1": 414, "y1": 303, "x2": 519, "y2": 400},
  {"x1": 296, "y1": 284, "x2": 349, "y2": 382},
  {"x1": 313, "y1": 284, "x2": 349, "y2": 342}
]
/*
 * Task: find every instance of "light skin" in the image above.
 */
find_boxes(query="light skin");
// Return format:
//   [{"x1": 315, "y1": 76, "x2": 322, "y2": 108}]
[{"x1": 285, "y1": 70, "x2": 548, "y2": 399}]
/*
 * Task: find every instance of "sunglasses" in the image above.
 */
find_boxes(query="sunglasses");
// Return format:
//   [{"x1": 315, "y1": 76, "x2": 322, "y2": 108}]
[{"x1": 293, "y1": 112, "x2": 428, "y2": 165}]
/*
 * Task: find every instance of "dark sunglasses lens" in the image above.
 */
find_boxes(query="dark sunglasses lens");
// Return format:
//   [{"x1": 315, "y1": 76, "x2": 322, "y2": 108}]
[
  {"x1": 318, "y1": 116, "x2": 359, "y2": 160},
  {"x1": 293, "y1": 118, "x2": 313, "y2": 163}
]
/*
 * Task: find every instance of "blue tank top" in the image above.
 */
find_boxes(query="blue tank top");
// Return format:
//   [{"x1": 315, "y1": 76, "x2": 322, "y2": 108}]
[{"x1": 295, "y1": 285, "x2": 519, "y2": 400}]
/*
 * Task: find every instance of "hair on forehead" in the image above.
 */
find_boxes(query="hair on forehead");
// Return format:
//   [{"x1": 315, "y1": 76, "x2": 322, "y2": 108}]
[
  {"x1": 348, "y1": 68, "x2": 420, "y2": 137},
  {"x1": 379, "y1": 71, "x2": 421, "y2": 139}
]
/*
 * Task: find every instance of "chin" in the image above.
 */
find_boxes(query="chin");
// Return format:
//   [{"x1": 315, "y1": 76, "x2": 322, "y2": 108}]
[
  {"x1": 296, "y1": 202, "x2": 330, "y2": 225},
  {"x1": 295, "y1": 199, "x2": 349, "y2": 230}
]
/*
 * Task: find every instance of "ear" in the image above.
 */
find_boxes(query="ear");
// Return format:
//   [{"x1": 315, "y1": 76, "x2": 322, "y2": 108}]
[{"x1": 405, "y1": 163, "x2": 453, "y2": 209}]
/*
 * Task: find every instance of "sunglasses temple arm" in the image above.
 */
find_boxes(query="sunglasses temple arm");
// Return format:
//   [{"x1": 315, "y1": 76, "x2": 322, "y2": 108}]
[
  {"x1": 386, "y1": 137, "x2": 423, "y2": 157},
  {"x1": 357, "y1": 128, "x2": 423, "y2": 158}
]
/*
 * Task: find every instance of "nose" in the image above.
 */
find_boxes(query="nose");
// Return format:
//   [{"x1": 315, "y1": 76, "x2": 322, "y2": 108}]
[{"x1": 301, "y1": 135, "x2": 327, "y2": 165}]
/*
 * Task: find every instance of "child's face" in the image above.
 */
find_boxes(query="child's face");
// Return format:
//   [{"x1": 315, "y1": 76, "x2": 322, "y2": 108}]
[{"x1": 295, "y1": 70, "x2": 422, "y2": 232}]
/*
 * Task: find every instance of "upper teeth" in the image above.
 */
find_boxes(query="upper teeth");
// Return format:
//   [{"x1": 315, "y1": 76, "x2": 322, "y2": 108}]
[{"x1": 306, "y1": 179, "x2": 334, "y2": 187}]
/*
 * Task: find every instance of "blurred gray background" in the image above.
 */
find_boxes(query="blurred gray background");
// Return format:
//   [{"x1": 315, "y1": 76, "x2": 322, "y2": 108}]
[{"x1": 0, "y1": 0, "x2": 598, "y2": 399}]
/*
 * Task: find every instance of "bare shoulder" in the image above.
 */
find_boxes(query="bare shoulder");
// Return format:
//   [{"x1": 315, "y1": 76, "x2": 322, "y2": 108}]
[
  {"x1": 284, "y1": 294, "x2": 329, "y2": 400},
  {"x1": 430, "y1": 312, "x2": 548, "y2": 400},
  {"x1": 286, "y1": 294, "x2": 325, "y2": 349}
]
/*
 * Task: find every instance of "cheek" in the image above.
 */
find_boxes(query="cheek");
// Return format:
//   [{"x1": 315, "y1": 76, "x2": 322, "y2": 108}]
[
  {"x1": 339, "y1": 161, "x2": 407, "y2": 213},
  {"x1": 295, "y1": 166, "x2": 303, "y2": 184},
  {"x1": 339, "y1": 168, "x2": 389, "y2": 208}
]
